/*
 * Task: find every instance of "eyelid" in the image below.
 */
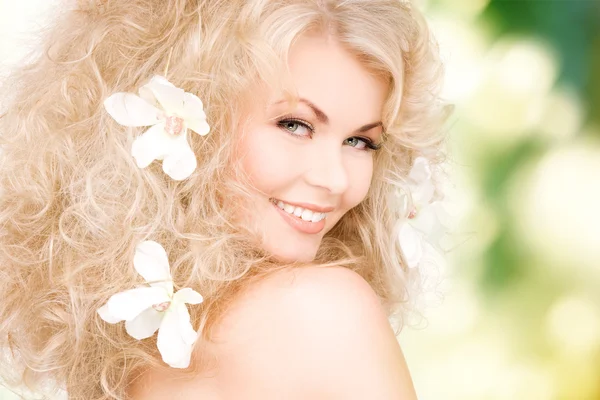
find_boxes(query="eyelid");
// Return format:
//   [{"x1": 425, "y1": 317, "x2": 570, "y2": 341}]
[
  {"x1": 278, "y1": 114, "x2": 315, "y2": 130},
  {"x1": 276, "y1": 115, "x2": 315, "y2": 138},
  {"x1": 349, "y1": 136, "x2": 383, "y2": 151},
  {"x1": 359, "y1": 136, "x2": 383, "y2": 150}
]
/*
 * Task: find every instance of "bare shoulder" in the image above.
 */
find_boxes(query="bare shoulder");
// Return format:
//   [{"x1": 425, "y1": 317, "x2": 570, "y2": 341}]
[{"x1": 211, "y1": 266, "x2": 418, "y2": 399}]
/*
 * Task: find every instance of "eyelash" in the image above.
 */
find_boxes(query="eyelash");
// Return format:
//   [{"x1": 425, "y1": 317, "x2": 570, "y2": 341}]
[{"x1": 276, "y1": 116, "x2": 383, "y2": 151}]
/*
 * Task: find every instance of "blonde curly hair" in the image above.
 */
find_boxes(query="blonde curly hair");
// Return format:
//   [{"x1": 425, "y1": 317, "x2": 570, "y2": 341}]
[{"x1": 0, "y1": 0, "x2": 450, "y2": 398}]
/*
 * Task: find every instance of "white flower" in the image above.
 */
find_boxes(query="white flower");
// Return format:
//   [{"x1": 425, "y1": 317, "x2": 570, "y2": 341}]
[
  {"x1": 97, "y1": 240, "x2": 204, "y2": 369},
  {"x1": 103, "y1": 75, "x2": 210, "y2": 181},
  {"x1": 397, "y1": 157, "x2": 448, "y2": 269}
]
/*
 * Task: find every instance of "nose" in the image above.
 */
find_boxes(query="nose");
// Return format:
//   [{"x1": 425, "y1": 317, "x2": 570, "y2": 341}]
[{"x1": 304, "y1": 147, "x2": 349, "y2": 195}]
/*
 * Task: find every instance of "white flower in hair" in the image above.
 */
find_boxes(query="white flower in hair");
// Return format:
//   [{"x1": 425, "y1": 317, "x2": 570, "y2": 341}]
[
  {"x1": 397, "y1": 157, "x2": 448, "y2": 269},
  {"x1": 103, "y1": 75, "x2": 210, "y2": 180},
  {"x1": 97, "y1": 240, "x2": 204, "y2": 369}
]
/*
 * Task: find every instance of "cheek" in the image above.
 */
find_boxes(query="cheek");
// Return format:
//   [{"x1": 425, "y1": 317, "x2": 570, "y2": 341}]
[
  {"x1": 237, "y1": 127, "x2": 295, "y2": 194},
  {"x1": 342, "y1": 156, "x2": 374, "y2": 209}
]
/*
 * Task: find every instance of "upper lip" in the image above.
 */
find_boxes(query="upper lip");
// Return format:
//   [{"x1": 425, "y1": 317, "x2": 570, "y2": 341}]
[{"x1": 273, "y1": 198, "x2": 335, "y2": 213}]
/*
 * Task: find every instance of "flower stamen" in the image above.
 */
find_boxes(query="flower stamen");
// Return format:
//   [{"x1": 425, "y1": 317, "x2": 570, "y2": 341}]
[
  {"x1": 152, "y1": 301, "x2": 172, "y2": 312},
  {"x1": 408, "y1": 208, "x2": 417, "y2": 219},
  {"x1": 165, "y1": 115, "x2": 184, "y2": 135}
]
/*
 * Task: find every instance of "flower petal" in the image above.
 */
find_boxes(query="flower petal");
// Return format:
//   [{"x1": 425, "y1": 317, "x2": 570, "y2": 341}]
[
  {"x1": 411, "y1": 203, "x2": 439, "y2": 234},
  {"x1": 181, "y1": 93, "x2": 210, "y2": 136},
  {"x1": 398, "y1": 223, "x2": 423, "y2": 269},
  {"x1": 125, "y1": 306, "x2": 164, "y2": 340},
  {"x1": 181, "y1": 92, "x2": 206, "y2": 120},
  {"x1": 432, "y1": 200, "x2": 454, "y2": 230},
  {"x1": 173, "y1": 288, "x2": 204, "y2": 305},
  {"x1": 141, "y1": 76, "x2": 186, "y2": 115},
  {"x1": 161, "y1": 135, "x2": 198, "y2": 180},
  {"x1": 104, "y1": 93, "x2": 162, "y2": 127},
  {"x1": 131, "y1": 123, "x2": 178, "y2": 168},
  {"x1": 175, "y1": 303, "x2": 198, "y2": 346},
  {"x1": 106, "y1": 286, "x2": 171, "y2": 321},
  {"x1": 97, "y1": 304, "x2": 122, "y2": 324},
  {"x1": 157, "y1": 303, "x2": 198, "y2": 369},
  {"x1": 187, "y1": 118, "x2": 210, "y2": 136},
  {"x1": 133, "y1": 240, "x2": 173, "y2": 294},
  {"x1": 410, "y1": 179, "x2": 436, "y2": 208},
  {"x1": 139, "y1": 76, "x2": 176, "y2": 107},
  {"x1": 149, "y1": 75, "x2": 177, "y2": 88},
  {"x1": 409, "y1": 157, "x2": 432, "y2": 183}
]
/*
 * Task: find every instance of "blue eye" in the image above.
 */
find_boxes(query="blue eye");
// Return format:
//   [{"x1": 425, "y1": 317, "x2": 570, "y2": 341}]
[
  {"x1": 344, "y1": 136, "x2": 382, "y2": 151},
  {"x1": 277, "y1": 118, "x2": 314, "y2": 138},
  {"x1": 344, "y1": 137, "x2": 367, "y2": 150}
]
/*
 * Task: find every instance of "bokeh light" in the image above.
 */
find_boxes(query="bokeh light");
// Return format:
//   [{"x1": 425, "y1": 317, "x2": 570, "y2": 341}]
[{"x1": 402, "y1": 0, "x2": 600, "y2": 399}]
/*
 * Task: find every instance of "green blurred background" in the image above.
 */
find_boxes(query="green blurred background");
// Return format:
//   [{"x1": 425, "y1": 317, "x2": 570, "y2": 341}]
[{"x1": 401, "y1": 0, "x2": 600, "y2": 399}]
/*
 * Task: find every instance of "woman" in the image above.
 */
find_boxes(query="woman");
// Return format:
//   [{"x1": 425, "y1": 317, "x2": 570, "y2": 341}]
[{"x1": 0, "y1": 0, "x2": 450, "y2": 398}]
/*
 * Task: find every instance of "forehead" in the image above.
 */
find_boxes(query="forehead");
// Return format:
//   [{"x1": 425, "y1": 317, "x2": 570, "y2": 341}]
[{"x1": 270, "y1": 33, "x2": 388, "y2": 122}]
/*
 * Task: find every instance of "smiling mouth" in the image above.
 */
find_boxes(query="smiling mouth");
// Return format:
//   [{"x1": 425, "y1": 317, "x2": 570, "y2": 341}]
[
  {"x1": 269, "y1": 198, "x2": 329, "y2": 223},
  {"x1": 269, "y1": 198, "x2": 328, "y2": 235}
]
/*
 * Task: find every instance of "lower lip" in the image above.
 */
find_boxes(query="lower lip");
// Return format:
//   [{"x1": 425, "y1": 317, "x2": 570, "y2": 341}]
[{"x1": 271, "y1": 202, "x2": 327, "y2": 234}]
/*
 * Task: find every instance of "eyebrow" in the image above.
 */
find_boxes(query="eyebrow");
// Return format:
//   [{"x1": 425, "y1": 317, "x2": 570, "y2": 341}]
[{"x1": 276, "y1": 98, "x2": 383, "y2": 134}]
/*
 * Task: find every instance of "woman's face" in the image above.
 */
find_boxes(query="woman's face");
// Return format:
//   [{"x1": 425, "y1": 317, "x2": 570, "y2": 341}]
[{"x1": 236, "y1": 33, "x2": 387, "y2": 262}]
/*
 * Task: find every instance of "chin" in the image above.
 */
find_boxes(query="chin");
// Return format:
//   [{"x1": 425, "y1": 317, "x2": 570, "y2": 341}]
[{"x1": 264, "y1": 240, "x2": 319, "y2": 264}]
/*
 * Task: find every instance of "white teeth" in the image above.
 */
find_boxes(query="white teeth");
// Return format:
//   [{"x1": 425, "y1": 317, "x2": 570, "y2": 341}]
[
  {"x1": 301, "y1": 209, "x2": 314, "y2": 221},
  {"x1": 272, "y1": 198, "x2": 328, "y2": 222}
]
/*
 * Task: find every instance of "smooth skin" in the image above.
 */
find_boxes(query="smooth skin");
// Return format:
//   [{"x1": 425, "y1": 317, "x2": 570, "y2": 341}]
[{"x1": 129, "y1": 266, "x2": 418, "y2": 399}]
